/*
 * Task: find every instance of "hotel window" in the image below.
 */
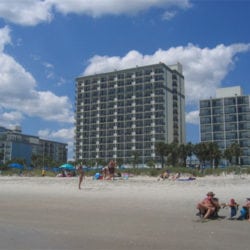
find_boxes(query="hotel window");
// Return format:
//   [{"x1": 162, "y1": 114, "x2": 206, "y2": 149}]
[
  {"x1": 225, "y1": 114, "x2": 236, "y2": 122},
  {"x1": 212, "y1": 99, "x2": 222, "y2": 106},
  {"x1": 200, "y1": 109, "x2": 211, "y2": 116},
  {"x1": 237, "y1": 96, "x2": 248, "y2": 105},
  {"x1": 225, "y1": 123, "x2": 237, "y2": 131},
  {"x1": 224, "y1": 106, "x2": 236, "y2": 114},
  {"x1": 144, "y1": 69, "x2": 152, "y2": 75},
  {"x1": 224, "y1": 98, "x2": 236, "y2": 106},
  {"x1": 226, "y1": 132, "x2": 237, "y2": 140},
  {"x1": 213, "y1": 115, "x2": 224, "y2": 123},
  {"x1": 117, "y1": 74, "x2": 124, "y2": 80},
  {"x1": 135, "y1": 71, "x2": 142, "y2": 77},
  {"x1": 200, "y1": 100, "x2": 211, "y2": 108},
  {"x1": 200, "y1": 117, "x2": 211, "y2": 124},
  {"x1": 212, "y1": 108, "x2": 223, "y2": 115},
  {"x1": 155, "y1": 68, "x2": 163, "y2": 74},
  {"x1": 125, "y1": 73, "x2": 133, "y2": 78},
  {"x1": 201, "y1": 133, "x2": 212, "y2": 141}
]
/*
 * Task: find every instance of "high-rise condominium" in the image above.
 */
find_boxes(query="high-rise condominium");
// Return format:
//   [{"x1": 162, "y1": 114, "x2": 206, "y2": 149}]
[
  {"x1": 75, "y1": 63, "x2": 185, "y2": 165},
  {"x1": 200, "y1": 86, "x2": 250, "y2": 165}
]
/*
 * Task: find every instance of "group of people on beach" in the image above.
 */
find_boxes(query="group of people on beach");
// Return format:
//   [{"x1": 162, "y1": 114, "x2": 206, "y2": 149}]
[
  {"x1": 76, "y1": 164, "x2": 250, "y2": 222},
  {"x1": 196, "y1": 191, "x2": 250, "y2": 221},
  {"x1": 157, "y1": 170, "x2": 181, "y2": 181},
  {"x1": 77, "y1": 160, "x2": 117, "y2": 189},
  {"x1": 157, "y1": 170, "x2": 196, "y2": 181}
]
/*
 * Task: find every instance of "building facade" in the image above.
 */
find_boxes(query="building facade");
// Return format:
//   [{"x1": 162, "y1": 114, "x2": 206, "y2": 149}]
[
  {"x1": 0, "y1": 126, "x2": 67, "y2": 166},
  {"x1": 199, "y1": 86, "x2": 250, "y2": 165},
  {"x1": 75, "y1": 63, "x2": 185, "y2": 165}
]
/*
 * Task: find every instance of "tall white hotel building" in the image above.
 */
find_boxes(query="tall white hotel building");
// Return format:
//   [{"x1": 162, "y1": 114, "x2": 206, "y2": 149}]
[{"x1": 75, "y1": 63, "x2": 186, "y2": 165}]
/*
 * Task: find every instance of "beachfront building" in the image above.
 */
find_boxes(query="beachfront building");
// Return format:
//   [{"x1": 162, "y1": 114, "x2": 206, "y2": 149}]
[
  {"x1": 199, "y1": 86, "x2": 250, "y2": 165},
  {"x1": 0, "y1": 126, "x2": 67, "y2": 166},
  {"x1": 75, "y1": 62, "x2": 185, "y2": 165}
]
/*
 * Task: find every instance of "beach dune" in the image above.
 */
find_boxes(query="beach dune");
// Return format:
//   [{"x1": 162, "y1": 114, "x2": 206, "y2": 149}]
[{"x1": 0, "y1": 175, "x2": 249, "y2": 250}]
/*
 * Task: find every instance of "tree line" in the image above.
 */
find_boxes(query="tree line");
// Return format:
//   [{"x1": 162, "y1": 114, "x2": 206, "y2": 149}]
[
  {"x1": 0, "y1": 141, "x2": 242, "y2": 170},
  {"x1": 155, "y1": 141, "x2": 242, "y2": 169}
]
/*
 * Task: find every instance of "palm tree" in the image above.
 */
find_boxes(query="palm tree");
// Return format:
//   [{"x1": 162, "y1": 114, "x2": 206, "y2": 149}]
[
  {"x1": 186, "y1": 142, "x2": 194, "y2": 167},
  {"x1": 207, "y1": 142, "x2": 221, "y2": 169},
  {"x1": 230, "y1": 142, "x2": 242, "y2": 165},
  {"x1": 194, "y1": 142, "x2": 209, "y2": 167},
  {"x1": 178, "y1": 144, "x2": 189, "y2": 167},
  {"x1": 146, "y1": 159, "x2": 156, "y2": 168},
  {"x1": 116, "y1": 158, "x2": 124, "y2": 168},
  {"x1": 155, "y1": 142, "x2": 169, "y2": 168},
  {"x1": 131, "y1": 151, "x2": 140, "y2": 168},
  {"x1": 0, "y1": 151, "x2": 4, "y2": 164},
  {"x1": 168, "y1": 142, "x2": 179, "y2": 167},
  {"x1": 194, "y1": 142, "x2": 221, "y2": 169},
  {"x1": 223, "y1": 147, "x2": 233, "y2": 166}
]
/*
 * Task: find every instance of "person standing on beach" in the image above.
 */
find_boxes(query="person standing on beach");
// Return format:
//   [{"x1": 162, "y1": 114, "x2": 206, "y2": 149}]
[
  {"x1": 108, "y1": 160, "x2": 116, "y2": 180},
  {"x1": 42, "y1": 168, "x2": 46, "y2": 177},
  {"x1": 78, "y1": 165, "x2": 85, "y2": 190}
]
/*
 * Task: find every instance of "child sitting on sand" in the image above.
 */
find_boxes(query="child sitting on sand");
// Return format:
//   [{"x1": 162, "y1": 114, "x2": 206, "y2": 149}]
[
  {"x1": 237, "y1": 198, "x2": 250, "y2": 220},
  {"x1": 222, "y1": 198, "x2": 239, "y2": 219}
]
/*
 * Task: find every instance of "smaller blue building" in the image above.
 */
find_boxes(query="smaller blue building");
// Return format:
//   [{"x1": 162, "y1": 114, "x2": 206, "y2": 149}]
[{"x1": 0, "y1": 126, "x2": 67, "y2": 166}]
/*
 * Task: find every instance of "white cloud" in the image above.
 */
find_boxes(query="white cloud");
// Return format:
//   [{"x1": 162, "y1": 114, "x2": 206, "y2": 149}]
[
  {"x1": 0, "y1": 26, "x2": 11, "y2": 51},
  {"x1": 0, "y1": 0, "x2": 52, "y2": 26},
  {"x1": 83, "y1": 43, "x2": 250, "y2": 126},
  {"x1": 0, "y1": 110, "x2": 24, "y2": 128},
  {"x1": 162, "y1": 10, "x2": 177, "y2": 20},
  {"x1": 0, "y1": 0, "x2": 191, "y2": 26},
  {"x1": 186, "y1": 110, "x2": 199, "y2": 125},
  {"x1": 38, "y1": 127, "x2": 75, "y2": 159},
  {"x1": 43, "y1": 62, "x2": 54, "y2": 69},
  {"x1": 38, "y1": 127, "x2": 74, "y2": 141},
  {"x1": 0, "y1": 26, "x2": 74, "y2": 124},
  {"x1": 50, "y1": 0, "x2": 191, "y2": 17},
  {"x1": 83, "y1": 43, "x2": 250, "y2": 106}
]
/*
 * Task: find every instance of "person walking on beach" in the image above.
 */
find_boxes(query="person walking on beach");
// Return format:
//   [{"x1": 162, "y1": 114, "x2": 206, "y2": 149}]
[{"x1": 78, "y1": 165, "x2": 85, "y2": 190}]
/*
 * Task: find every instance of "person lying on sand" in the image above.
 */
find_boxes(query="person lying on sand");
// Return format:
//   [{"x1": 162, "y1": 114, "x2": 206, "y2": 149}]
[
  {"x1": 172, "y1": 172, "x2": 181, "y2": 181},
  {"x1": 157, "y1": 170, "x2": 170, "y2": 181}
]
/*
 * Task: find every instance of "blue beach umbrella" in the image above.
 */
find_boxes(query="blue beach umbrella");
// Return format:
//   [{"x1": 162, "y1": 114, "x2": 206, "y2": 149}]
[
  {"x1": 8, "y1": 163, "x2": 24, "y2": 169},
  {"x1": 59, "y1": 163, "x2": 75, "y2": 171}
]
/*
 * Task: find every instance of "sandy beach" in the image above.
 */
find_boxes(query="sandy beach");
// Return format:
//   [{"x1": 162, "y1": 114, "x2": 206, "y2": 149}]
[{"x1": 0, "y1": 174, "x2": 250, "y2": 250}]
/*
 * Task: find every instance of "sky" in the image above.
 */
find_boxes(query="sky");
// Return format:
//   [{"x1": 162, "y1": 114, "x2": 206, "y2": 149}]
[{"x1": 0, "y1": 0, "x2": 250, "y2": 160}]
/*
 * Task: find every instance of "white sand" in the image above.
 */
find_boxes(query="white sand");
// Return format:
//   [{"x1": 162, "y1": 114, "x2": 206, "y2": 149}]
[{"x1": 0, "y1": 174, "x2": 249, "y2": 250}]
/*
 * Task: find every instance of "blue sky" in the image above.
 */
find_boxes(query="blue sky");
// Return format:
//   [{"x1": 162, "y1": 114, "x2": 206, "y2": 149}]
[{"x1": 0, "y1": 0, "x2": 250, "y2": 160}]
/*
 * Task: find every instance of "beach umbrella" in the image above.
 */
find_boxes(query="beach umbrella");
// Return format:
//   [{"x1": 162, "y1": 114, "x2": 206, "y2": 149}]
[
  {"x1": 8, "y1": 163, "x2": 24, "y2": 169},
  {"x1": 59, "y1": 163, "x2": 75, "y2": 171}
]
